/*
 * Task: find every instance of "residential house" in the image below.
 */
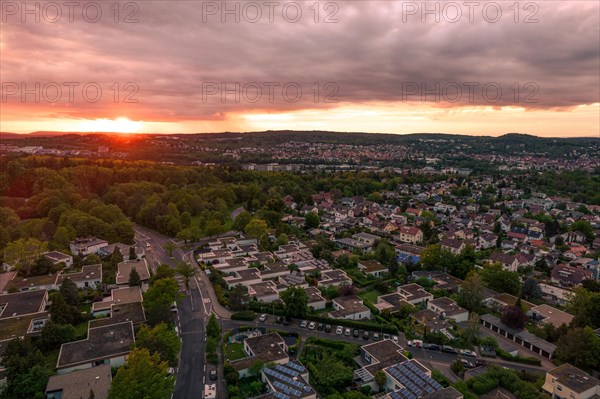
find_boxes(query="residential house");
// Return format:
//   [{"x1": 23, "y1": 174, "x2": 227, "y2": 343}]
[
  {"x1": 56, "y1": 321, "x2": 135, "y2": 374},
  {"x1": 69, "y1": 238, "x2": 108, "y2": 256},
  {"x1": 440, "y1": 238, "x2": 465, "y2": 255},
  {"x1": 427, "y1": 297, "x2": 468, "y2": 323},
  {"x1": 354, "y1": 339, "x2": 407, "y2": 391},
  {"x1": 528, "y1": 304, "x2": 574, "y2": 328},
  {"x1": 233, "y1": 332, "x2": 289, "y2": 377},
  {"x1": 551, "y1": 264, "x2": 592, "y2": 287},
  {"x1": 398, "y1": 227, "x2": 423, "y2": 244},
  {"x1": 542, "y1": 363, "x2": 600, "y2": 399},
  {"x1": 397, "y1": 284, "x2": 433, "y2": 307},
  {"x1": 46, "y1": 364, "x2": 112, "y2": 399},
  {"x1": 305, "y1": 287, "x2": 326, "y2": 310},
  {"x1": 261, "y1": 361, "x2": 316, "y2": 399},
  {"x1": 116, "y1": 260, "x2": 150, "y2": 291},
  {"x1": 56, "y1": 264, "x2": 102, "y2": 290},
  {"x1": 42, "y1": 251, "x2": 73, "y2": 268},
  {"x1": 357, "y1": 260, "x2": 388, "y2": 278},
  {"x1": 329, "y1": 295, "x2": 371, "y2": 320}
]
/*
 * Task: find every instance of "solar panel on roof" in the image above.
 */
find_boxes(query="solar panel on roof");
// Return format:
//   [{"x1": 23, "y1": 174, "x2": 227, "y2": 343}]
[
  {"x1": 287, "y1": 362, "x2": 306, "y2": 373},
  {"x1": 273, "y1": 392, "x2": 290, "y2": 399}
]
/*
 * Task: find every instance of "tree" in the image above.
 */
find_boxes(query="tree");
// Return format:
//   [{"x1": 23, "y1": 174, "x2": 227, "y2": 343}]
[
  {"x1": 555, "y1": 327, "x2": 600, "y2": 371},
  {"x1": 206, "y1": 314, "x2": 221, "y2": 339},
  {"x1": 2, "y1": 238, "x2": 48, "y2": 276},
  {"x1": 129, "y1": 268, "x2": 141, "y2": 287},
  {"x1": 501, "y1": 303, "x2": 527, "y2": 330},
  {"x1": 374, "y1": 370, "x2": 387, "y2": 391},
  {"x1": 108, "y1": 348, "x2": 174, "y2": 399},
  {"x1": 30, "y1": 256, "x2": 56, "y2": 276},
  {"x1": 520, "y1": 278, "x2": 542, "y2": 300},
  {"x1": 110, "y1": 247, "x2": 124, "y2": 267},
  {"x1": 49, "y1": 291, "x2": 80, "y2": 325},
  {"x1": 135, "y1": 323, "x2": 180, "y2": 366},
  {"x1": 245, "y1": 219, "x2": 268, "y2": 240},
  {"x1": 176, "y1": 262, "x2": 197, "y2": 290},
  {"x1": 163, "y1": 242, "x2": 176, "y2": 257},
  {"x1": 2, "y1": 337, "x2": 51, "y2": 399},
  {"x1": 59, "y1": 277, "x2": 80, "y2": 307},
  {"x1": 462, "y1": 312, "x2": 481, "y2": 344},
  {"x1": 152, "y1": 264, "x2": 176, "y2": 282},
  {"x1": 39, "y1": 321, "x2": 76, "y2": 349},
  {"x1": 480, "y1": 264, "x2": 521, "y2": 296},
  {"x1": 129, "y1": 246, "x2": 137, "y2": 260},
  {"x1": 457, "y1": 271, "x2": 485, "y2": 313},
  {"x1": 228, "y1": 285, "x2": 249, "y2": 310},
  {"x1": 305, "y1": 212, "x2": 320, "y2": 229},
  {"x1": 280, "y1": 286, "x2": 308, "y2": 318},
  {"x1": 143, "y1": 278, "x2": 181, "y2": 325},
  {"x1": 566, "y1": 287, "x2": 600, "y2": 329},
  {"x1": 232, "y1": 210, "x2": 252, "y2": 232},
  {"x1": 450, "y1": 358, "x2": 464, "y2": 375}
]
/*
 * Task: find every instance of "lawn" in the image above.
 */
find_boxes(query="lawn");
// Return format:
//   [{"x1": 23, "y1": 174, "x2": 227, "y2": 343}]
[
  {"x1": 358, "y1": 288, "x2": 382, "y2": 305},
  {"x1": 225, "y1": 342, "x2": 246, "y2": 361}
]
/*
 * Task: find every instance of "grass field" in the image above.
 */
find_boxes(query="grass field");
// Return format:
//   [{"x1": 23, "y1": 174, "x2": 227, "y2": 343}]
[
  {"x1": 225, "y1": 342, "x2": 246, "y2": 361},
  {"x1": 358, "y1": 288, "x2": 382, "y2": 304}
]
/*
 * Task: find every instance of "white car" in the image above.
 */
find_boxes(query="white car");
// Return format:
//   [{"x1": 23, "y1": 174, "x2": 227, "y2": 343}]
[
  {"x1": 300, "y1": 320, "x2": 308, "y2": 328},
  {"x1": 460, "y1": 349, "x2": 477, "y2": 357},
  {"x1": 392, "y1": 336, "x2": 399, "y2": 344},
  {"x1": 308, "y1": 322, "x2": 316, "y2": 330},
  {"x1": 344, "y1": 328, "x2": 351, "y2": 336},
  {"x1": 259, "y1": 314, "x2": 268, "y2": 322},
  {"x1": 336, "y1": 326, "x2": 343, "y2": 335}
]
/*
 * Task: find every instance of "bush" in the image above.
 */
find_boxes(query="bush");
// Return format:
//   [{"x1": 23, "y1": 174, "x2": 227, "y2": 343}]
[{"x1": 231, "y1": 310, "x2": 256, "y2": 321}]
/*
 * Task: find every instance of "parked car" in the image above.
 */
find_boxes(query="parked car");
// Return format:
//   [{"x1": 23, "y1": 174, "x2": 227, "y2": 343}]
[
  {"x1": 275, "y1": 316, "x2": 283, "y2": 324},
  {"x1": 209, "y1": 370, "x2": 217, "y2": 380},
  {"x1": 353, "y1": 329, "x2": 359, "y2": 337},
  {"x1": 300, "y1": 320, "x2": 308, "y2": 328},
  {"x1": 408, "y1": 340, "x2": 423, "y2": 348},
  {"x1": 317, "y1": 323, "x2": 324, "y2": 331},
  {"x1": 459, "y1": 349, "x2": 477, "y2": 358},
  {"x1": 259, "y1": 314, "x2": 268, "y2": 322},
  {"x1": 170, "y1": 302, "x2": 178, "y2": 313},
  {"x1": 461, "y1": 359, "x2": 475, "y2": 369},
  {"x1": 442, "y1": 345, "x2": 458, "y2": 354},
  {"x1": 282, "y1": 318, "x2": 290, "y2": 326},
  {"x1": 425, "y1": 343, "x2": 440, "y2": 351},
  {"x1": 325, "y1": 324, "x2": 332, "y2": 333},
  {"x1": 336, "y1": 326, "x2": 343, "y2": 335},
  {"x1": 372, "y1": 333, "x2": 380, "y2": 341},
  {"x1": 344, "y1": 328, "x2": 351, "y2": 336},
  {"x1": 363, "y1": 331, "x2": 370, "y2": 340},
  {"x1": 308, "y1": 321, "x2": 316, "y2": 330},
  {"x1": 392, "y1": 336, "x2": 399, "y2": 344},
  {"x1": 383, "y1": 334, "x2": 390, "y2": 340}
]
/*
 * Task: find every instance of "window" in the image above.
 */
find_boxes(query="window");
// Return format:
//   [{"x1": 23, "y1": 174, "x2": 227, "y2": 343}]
[{"x1": 557, "y1": 385, "x2": 562, "y2": 391}]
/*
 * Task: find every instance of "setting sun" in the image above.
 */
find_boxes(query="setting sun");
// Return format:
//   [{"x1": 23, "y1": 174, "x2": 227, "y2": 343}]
[{"x1": 81, "y1": 117, "x2": 143, "y2": 134}]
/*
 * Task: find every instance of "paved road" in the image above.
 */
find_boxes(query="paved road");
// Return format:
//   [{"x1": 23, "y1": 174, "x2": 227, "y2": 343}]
[
  {"x1": 135, "y1": 225, "x2": 214, "y2": 399},
  {"x1": 230, "y1": 206, "x2": 245, "y2": 221}
]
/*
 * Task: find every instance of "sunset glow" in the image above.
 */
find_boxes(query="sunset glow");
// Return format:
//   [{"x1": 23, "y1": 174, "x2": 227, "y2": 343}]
[{"x1": 1, "y1": 1, "x2": 598, "y2": 136}]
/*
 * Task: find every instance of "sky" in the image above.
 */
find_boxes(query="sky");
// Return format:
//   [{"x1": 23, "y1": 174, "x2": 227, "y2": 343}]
[{"x1": 1, "y1": 0, "x2": 599, "y2": 136}]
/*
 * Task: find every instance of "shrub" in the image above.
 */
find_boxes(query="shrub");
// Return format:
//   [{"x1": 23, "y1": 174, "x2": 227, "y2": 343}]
[{"x1": 231, "y1": 310, "x2": 256, "y2": 321}]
